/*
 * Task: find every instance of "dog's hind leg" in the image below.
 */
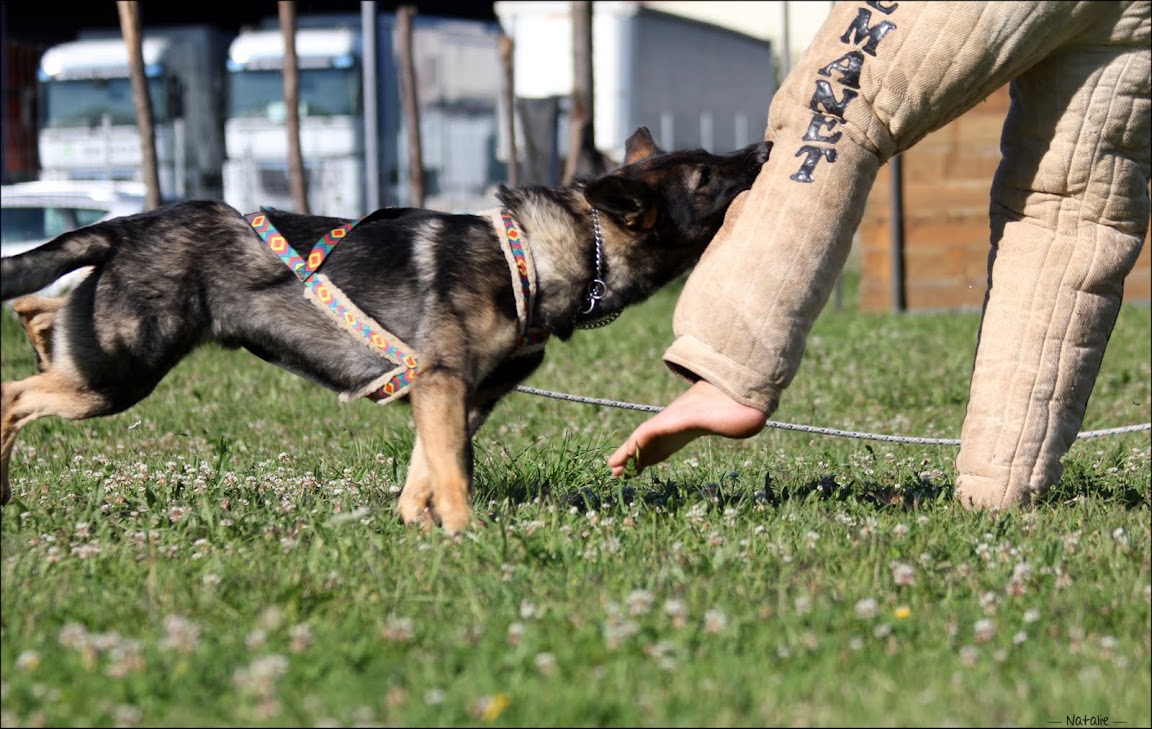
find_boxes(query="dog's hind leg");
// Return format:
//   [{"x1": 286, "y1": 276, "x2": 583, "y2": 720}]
[
  {"x1": 407, "y1": 368, "x2": 474, "y2": 534},
  {"x1": 397, "y1": 434, "x2": 436, "y2": 529},
  {"x1": 11, "y1": 296, "x2": 66, "y2": 372},
  {"x1": 1, "y1": 370, "x2": 116, "y2": 505}
]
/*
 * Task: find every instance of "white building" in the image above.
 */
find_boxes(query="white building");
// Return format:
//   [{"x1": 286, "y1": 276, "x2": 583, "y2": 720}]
[
  {"x1": 495, "y1": 0, "x2": 783, "y2": 178},
  {"x1": 644, "y1": 1, "x2": 836, "y2": 75}
]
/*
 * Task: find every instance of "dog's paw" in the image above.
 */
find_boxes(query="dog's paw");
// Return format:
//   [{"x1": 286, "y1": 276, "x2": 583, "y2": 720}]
[
  {"x1": 398, "y1": 505, "x2": 437, "y2": 532},
  {"x1": 397, "y1": 489, "x2": 433, "y2": 525},
  {"x1": 437, "y1": 509, "x2": 471, "y2": 535}
]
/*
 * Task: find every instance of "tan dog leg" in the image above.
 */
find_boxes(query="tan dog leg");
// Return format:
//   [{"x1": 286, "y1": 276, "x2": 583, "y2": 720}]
[
  {"x1": 407, "y1": 370, "x2": 472, "y2": 534},
  {"x1": 397, "y1": 434, "x2": 436, "y2": 529},
  {"x1": 11, "y1": 296, "x2": 66, "y2": 372},
  {"x1": 1, "y1": 371, "x2": 111, "y2": 504}
]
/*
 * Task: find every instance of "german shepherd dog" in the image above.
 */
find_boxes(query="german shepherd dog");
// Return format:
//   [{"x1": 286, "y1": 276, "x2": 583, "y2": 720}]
[{"x1": 1, "y1": 127, "x2": 770, "y2": 532}]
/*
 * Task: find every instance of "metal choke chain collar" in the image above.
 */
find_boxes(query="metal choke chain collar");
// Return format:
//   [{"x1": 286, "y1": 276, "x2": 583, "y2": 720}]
[{"x1": 575, "y1": 208, "x2": 621, "y2": 330}]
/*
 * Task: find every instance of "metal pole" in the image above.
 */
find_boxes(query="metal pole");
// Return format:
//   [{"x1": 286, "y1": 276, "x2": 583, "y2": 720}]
[
  {"x1": 1, "y1": 2, "x2": 8, "y2": 183},
  {"x1": 362, "y1": 1, "x2": 380, "y2": 213},
  {"x1": 781, "y1": 0, "x2": 791, "y2": 78},
  {"x1": 890, "y1": 153, "x2": 907, "y2": 312}
]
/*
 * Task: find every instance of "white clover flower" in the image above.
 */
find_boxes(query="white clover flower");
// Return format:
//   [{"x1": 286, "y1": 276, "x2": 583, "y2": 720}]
[
  {"x1": 891, "y1": 561, "x2": 915, "y2": 586},
  {"x1": 289, "y1": 623, "x2": 313, "y2": 653},
  {"x1": 603, "y1": 619, "x2": 640, "y2": 649},
  {"x1": 245, "y1": 629, "x2": 268, "y2": 650},
  {"x1": 160, "y1": 615, "x2": 201, "y2": 654},
  {"x1": 626, "y1": 590, "x2": 655, "y2": 616},
  {"x1": 702, "y1": 608, "x2": 728, "y2": 634},
  {"x1": 973, "y1": 618, "x2": 996, "y2": 643},
  {"x1": 959, "y1": 645, "x2": 979, "y2": 667},
  {"x1": 664, "y1": 599, "x2": 687, "y2": 619},
  {"x1": 58, "y1": 622, "x2": 89, "y2": 650},
  {"x1": 16, "y1": 650, "x2": 40, "y2": 671},
  {"x1": 233, "y1": 654, "x2": 289, "y2": 698},
  {"x1": 381, "y1": 616, "x2": 415, "y2": 643},
  {"x1": 855, "y1": 598, "x2": 879, "y2": 620},
  {"x1": 533, "y1": 652, "x2": 557, "y2": 676}
]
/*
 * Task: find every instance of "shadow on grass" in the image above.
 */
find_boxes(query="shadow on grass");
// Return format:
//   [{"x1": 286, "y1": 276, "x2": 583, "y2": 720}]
[
  {"x1": 1034, "y1": 477, "x2": 1150, "y2": 510},
  {"x1": 479, "y1": 471, "x2": 957, "y2": 514},
  {"x1": 482, "y1": 467, "x2": 1149, "y2": 516}
]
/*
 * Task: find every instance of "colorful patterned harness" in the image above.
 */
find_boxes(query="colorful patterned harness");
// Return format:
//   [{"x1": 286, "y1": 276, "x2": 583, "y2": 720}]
[
  {"x1": 245, "y1": 206, "x2": 548, "y2": 405},
  {"x1": 490, "y1": 208, "x2": 550, "y2": 353}
]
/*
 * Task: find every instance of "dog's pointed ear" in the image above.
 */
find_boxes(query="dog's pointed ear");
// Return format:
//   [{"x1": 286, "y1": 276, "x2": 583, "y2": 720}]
[
  {"x1": 584, "y1": 175, "x2": 659, "y2": 232},
  {"x1": 623, "y1": 127, "x2": 663, "y2": 165}
]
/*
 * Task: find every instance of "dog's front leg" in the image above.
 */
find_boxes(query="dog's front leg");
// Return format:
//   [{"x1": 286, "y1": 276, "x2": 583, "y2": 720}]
[{"x1": 408, "y1": 369, "x2": 473, "y2": 534}]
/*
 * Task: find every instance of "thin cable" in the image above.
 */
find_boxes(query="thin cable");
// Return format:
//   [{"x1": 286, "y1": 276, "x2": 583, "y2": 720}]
[{"x1": 513, "y1": 385, "x2": 1151, "y2": 446}]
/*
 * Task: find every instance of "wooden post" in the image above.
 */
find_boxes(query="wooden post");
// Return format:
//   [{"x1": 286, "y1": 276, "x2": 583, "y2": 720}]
[
  {"x1": 562, "y1": 1, "x2": 595, "y2": 185},
  {"x1": 499, "y1": 34, "x2": 518, "y2": 187},
  {"x1": 397, "y1": 5, "x2": 424, "y2": 207},
  {"x1": 279, "y1": 1, "x2": 309, "y2": 214},
  {"x1": 116, "y1": 1, "x2": 161, "y2": 210}
]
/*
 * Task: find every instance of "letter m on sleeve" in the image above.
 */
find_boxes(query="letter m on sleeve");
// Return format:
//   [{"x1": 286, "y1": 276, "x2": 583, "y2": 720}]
[{"x1": 839, "y1": 7, "x2": 896, "y2": 56}]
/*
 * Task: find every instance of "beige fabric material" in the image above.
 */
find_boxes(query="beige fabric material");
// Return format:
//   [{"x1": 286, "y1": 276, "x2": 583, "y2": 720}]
[{"x1": 665, "y1": 0, "x2": 1151, "y2": 507}]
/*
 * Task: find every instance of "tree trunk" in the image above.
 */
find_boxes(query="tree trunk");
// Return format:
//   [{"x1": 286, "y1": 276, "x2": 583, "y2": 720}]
[
  {"x1": 563, "y1": 1, "x2": 602, "y2": 185},
  {"x1": 279, "y1": 1, "x2": 309, "y2": 214},
  {"x1": 498, "y1": 34, "x2": 518, "y2": 187},
  {"x1": 397, "y1": 5, "x2": 424, "y2": 207},
  {"x1": 116, "y1": 1, "x2": 161, "y2": 210}
]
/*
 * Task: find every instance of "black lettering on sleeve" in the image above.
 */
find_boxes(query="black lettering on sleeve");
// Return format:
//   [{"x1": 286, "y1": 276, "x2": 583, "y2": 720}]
[
  {"x1": 866, "y1": 1, "x2": 899, "y2": 15},
  {"x1": 809, "y1": 80, "x2": 859, "y2": 118},
  {"x1": 839, "y1": 8, "x2": 897, "y2": 56},
  {"x1": 817, "y1": 51, "x2": 865, "y2": 90},
  {"x1": 803, "y1": 114, "x2": 843, "y2": 144},
  {"x1": 790, "y1": 145, "x2": 838, "y2": 183}
]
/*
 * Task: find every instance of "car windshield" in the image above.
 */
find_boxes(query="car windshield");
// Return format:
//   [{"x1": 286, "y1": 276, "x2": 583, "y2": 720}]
[
  {"x1": 0, "y1": 206, "x2": 107, "y2": 244},
  {"x1": 228, "y1": 67, "x2": 361, "y2": 119},
  {"x1": 41, "y1": 77, "x2": 172, "y2": 128}
]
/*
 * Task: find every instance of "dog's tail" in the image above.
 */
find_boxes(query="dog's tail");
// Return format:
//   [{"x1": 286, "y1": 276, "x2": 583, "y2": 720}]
[{"x1": 1, "y1": 228, "x2": 115, "y2": 301}]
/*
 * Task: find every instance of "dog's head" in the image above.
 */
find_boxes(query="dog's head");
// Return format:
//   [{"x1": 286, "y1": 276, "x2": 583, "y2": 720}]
[{"x1": 582, "y1": 127, "x2": 771, "y2": 283}]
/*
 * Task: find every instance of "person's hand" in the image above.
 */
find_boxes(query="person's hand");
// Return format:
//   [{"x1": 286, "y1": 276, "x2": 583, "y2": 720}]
[{"x1": 608, "y1": 380, "x2": 767, "y2": 477}]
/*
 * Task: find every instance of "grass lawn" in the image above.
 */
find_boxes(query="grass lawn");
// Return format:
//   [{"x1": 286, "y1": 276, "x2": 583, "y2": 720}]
[{"x1": 1, "y1": 276, "x2": 1149, "y2": 727}]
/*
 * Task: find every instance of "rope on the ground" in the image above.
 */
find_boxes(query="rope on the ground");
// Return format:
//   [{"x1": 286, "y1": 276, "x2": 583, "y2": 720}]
[{"x1": 513, "y1": 385, "x2": 1151, "y2": 446}]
